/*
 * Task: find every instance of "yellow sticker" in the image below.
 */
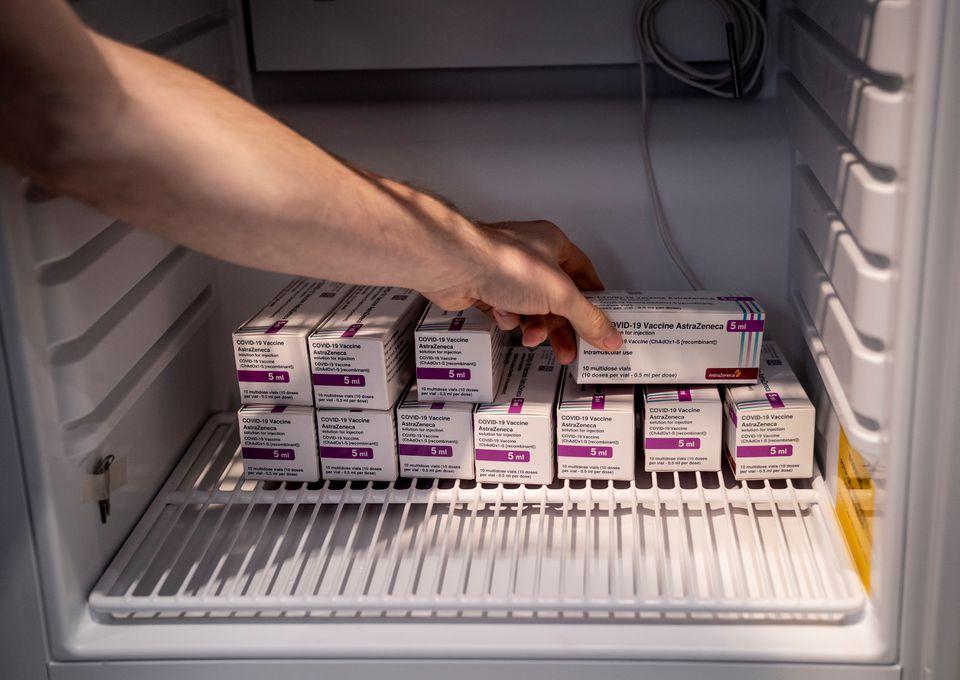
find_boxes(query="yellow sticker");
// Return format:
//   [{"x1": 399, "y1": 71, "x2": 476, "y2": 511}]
[{"x1": 835, "y1": 428, "x2": 874, "y2": 591}]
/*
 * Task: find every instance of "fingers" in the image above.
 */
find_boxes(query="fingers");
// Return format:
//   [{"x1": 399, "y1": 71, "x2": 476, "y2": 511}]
[
  {"x1": 466, "y1": 221, "x2": 620, "y2": 354},
  {"x1": 518, "y1": 315, "x2": 548, "y2": 347},
  {"x1": 491, "y1": 308, "x2": 521, "y2": 331},
  {"x1": 552, "y1": 277, "x2": 622, "y2": 351},
  {"x1": 541, "y1": 314, "x2": 577, "y2": 364},
  {"x1": 516, "y1": 314, "x2": 576, "y2": 365}
]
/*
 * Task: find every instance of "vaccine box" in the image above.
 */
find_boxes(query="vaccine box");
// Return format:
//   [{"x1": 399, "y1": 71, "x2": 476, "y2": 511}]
[
  {"x1": 474, "y1": 348, "x2": 561, "y2": 485},
  {"x1": 309, "y1": 286, "x2": 426, "y2": 410},
  {"x1": 573, "y1": 291, "x2": 765, "y2": 384},
  {"x1": 723, "y1": 342, "x2": 815, "y2": 480},
  {"x1": 415, "y1": 303, "x2": 509, "y2": 403},
  {"x1": 233, "y1": 278, "x2": 353, "y2": 405},
  {"x1": 556, "y1": 373, "x2": 636, "y2": 480},
  {"x1": 396, "y1": 383, "x2": 475, "y2": 479},
  {"x1": 238, "y1": 404, "x2": 320, "y2": 482},
  {"x1": 316, "y1": 406, "x2": 398, "y2": 482},
  {"x1": 643, "y1": 386, "x2": 722, "y2": 472}
]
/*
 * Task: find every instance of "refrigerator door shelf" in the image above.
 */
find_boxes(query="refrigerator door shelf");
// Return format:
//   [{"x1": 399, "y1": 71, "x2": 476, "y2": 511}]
[
  {"x1": 781, "y1": 10, "x2": 909, "y2": 171},
  {"x1": 21, "y1": 181, "x2": 117, "y2": 267},
  {"x1": 89, "y1": 413, "x2": 865, "y2": 620},
  {"x1": 791, "y1": 240, "x2": 890, "y2": 427},
  {"x1": 792, "y1": 167, "x2": 895, "y2": 345},
  {"x1": 779, "y1": 72, "x2": 902, "y2": 258},
  {"x1": 793, "y1": 0, "x2": 916, "y2": 77}
]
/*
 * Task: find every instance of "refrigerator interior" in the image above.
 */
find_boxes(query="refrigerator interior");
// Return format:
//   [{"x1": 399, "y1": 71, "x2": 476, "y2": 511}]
[{"x1": 0, "y1": 0, "x2": 953, "y2": 673}]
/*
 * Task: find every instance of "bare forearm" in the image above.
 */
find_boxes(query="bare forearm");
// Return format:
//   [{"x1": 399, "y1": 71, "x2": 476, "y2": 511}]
[
  {"x1": 0, "y1": 0, "x2": 621, "y2": 356},
  {"x1": 11, "y1": 26, "x2": 483, "y2": 291}
]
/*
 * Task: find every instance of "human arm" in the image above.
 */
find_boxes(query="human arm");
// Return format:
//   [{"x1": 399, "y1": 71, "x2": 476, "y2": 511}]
[{"x1": 0, "y1": 0, "x2": 622, "y2": 361}]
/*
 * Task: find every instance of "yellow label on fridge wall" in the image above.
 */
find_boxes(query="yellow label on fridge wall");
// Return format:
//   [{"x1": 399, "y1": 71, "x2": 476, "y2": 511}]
[{"x1": 835, "y1": 428, "x2": 874, "y2": 591}]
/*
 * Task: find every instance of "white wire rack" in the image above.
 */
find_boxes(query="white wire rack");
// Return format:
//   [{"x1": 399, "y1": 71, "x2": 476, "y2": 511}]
[{"x1": 90, "y1": 413, "x2": 865, "y2": 620}]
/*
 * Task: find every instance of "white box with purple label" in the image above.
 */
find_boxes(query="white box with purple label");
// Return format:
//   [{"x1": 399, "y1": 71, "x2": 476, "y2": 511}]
[
  {"x1": 309, "y1": 286, "x2": 426, "y2": 410},
  {"x1": 233, "y1": 278, "x2": 353, "y2": 405},
  {"x1": 415, "y1": 304, "x2": 508, "y2": 403},
  {"x1": 722, "y1": 342, "x2": 815, "y2": 480},
  {"x1": 573, "y1": 291, "x2": 765, "y2": 385},
  {"x1": 474, "y1": 347, "x2": 561, "y2": 485},
  {"x1": 316, "y1": 406, "x2": 398, "y2": 481},
  {"x1": 643, "y1": 386, "x2": 722, "y2": 472},
  {"x1": 556, "y1": 372, "x2": 636, "y2": 480},
  {"x1": 396, "y1": 383, "x2": 475, "y2": 479},
  {"x1": 237, "y1": 404, "x2": 320, "y2": 482}
]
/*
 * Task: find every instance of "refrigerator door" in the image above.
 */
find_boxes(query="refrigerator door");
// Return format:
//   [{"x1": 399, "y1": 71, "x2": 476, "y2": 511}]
[{"x1": 897, "y1": 3, "x2": 960, "y2": 678}]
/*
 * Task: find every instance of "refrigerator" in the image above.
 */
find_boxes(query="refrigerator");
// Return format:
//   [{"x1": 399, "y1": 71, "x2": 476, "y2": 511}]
[{"x1": 1, "y1": 1, "x2": 958, "y2": 678}]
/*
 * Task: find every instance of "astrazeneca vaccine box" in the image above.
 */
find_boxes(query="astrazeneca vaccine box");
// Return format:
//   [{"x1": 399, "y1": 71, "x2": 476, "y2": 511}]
[
  {"x1": 316, "y1": 406, "x2": 398, "y2": 482},
  {"x1": 642, "y1": 386, "x2": 722, "y2": 472},
  {"x1": 573, "y1": 291, "x2": 765, "y2": 384},
  {"x1": 233, "y1": 278, "x2": 353, "y2": 405},
  {"x1": 309, "y1": 286, "x2": 426, "y2": 410},
  {"x1": 238, "y1": 404, "x2": 320, "y2": 482},
  {"x1": 723, "y1": 342, "x2": 815, "y2": 480},
  {"x1": 396, "y1": 383, "x2": 475, "y2": 479},
  {"x1": 556, "y1": 373, "x2": 636, "y2": 480},
  {"x1": 415, "y1": 304, "x2": 509, "y2": 403},
  {"x1": 474, "y1": 347, "x2": 561, "y2": 485}
]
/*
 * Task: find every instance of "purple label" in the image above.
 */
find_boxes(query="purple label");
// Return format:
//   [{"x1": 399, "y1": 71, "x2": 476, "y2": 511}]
[
  {"x1": 449, "y1": 317, "x2": 466, "y2": 331},
  {"x1": 645, "y1": 437, "x2": 701, "y2": 450},
  {"x1": 727, "y1": 403, "x2": 738, "y2": 427},
  {"x1": 340, "y1": 323, "x2": 363, "y2": 338},
  {"x1": 677, "y1": 388, "x2": 692, "y2": 402},
  {"x1": 726, "y1": 319, "x2": 765, "y2": 333},
  {"x1": 270, "y1": 405, "x2": 287, "y2": 413},
  {"x1": 766, "y1": 392, "x2": 784, "y2": 408},
  {"x1": 242, "y1": 447, "x2": 295, "y2": 461},
  {"x1": 320, "y1": 446, "x2": 374, "y2": 460},
  {"x1": 736, "y1": 444, "x2": 793, "y2": 458},
  {"x1": 265, "y1": 320, "x2": 288, "y2": 334},
  {"x1": 557, "y1": 445, "x2": 613, "y2": 458},
  {"x1": 717, "y1": 296, "x2": 755, "y2": 301},
  {"x1": 508, "y1": 398, "x2": 525, "y2": 414},
  {"x1": 237, "y1": 370, "x2": 290, "y2": 383},
  {"x1": 591, "y1": 394, "x2": 606, "y2": 410},
  {"x1": 475, "y1": 448, "x2": 530, "y2": 463},
  {"x1": 416, "y1": 367, "x2": 472, "y2": 381},
  {"x1": 430, "y1": 402, "x2": 445, "y2": 410},
  {"x1": 313, "y1": 373, "x2": 366, "y2": 387},
  {"x1": 399, "y1": 444, "x2": 453, "y2": 457}
]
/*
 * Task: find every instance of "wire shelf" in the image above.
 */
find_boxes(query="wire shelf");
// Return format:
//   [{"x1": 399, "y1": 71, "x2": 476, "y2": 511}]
[{"x1": 90, "y1": 413, "x2": 865, "y2": 620}]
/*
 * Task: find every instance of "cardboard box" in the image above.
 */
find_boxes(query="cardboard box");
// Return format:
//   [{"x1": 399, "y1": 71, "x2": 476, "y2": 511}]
[
  {"x1": 474, "y1": 348, "x2": 561, "y2": 485},
  {"x1": 316, "y1": 406, "x2": 398, "y2": 481},
  {"x1": 723, "y1": 342, "x2": 815, "y2": 479},
  {"x1": 573, "y1": 291, "x2": 765, "y2": 384},
  {"x1": 556, "y1": 373, "x2": 636, "y2": 480},
  {"x1": 233, "y1": 278, "x2": 353, "y2": 405},
  {"x1": 643, "y1": 386, "x2": 722, "y2": 472},
  {"x1": 309, "y1": 286, "x2": 426, "y2": 410},
  {"x1": 415, "y1": 303, "x2": 508, "y2": 403},
  {"x1": 238, "y1": 404, "x2": 320, "y2": 482},
  {"x1": 397, "y1": 383, "x2": 475, "y2": 479}
]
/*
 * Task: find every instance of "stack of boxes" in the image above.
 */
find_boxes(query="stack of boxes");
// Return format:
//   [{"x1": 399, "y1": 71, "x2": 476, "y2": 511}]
[
  {"x1": 309, "y1": 285, "x2": 426, "y2": 481},
  {"x1": 234, "y1": 283, "x2": 814, "y2": 484},
  {"x1": 233, "y1": 278, "x2": 351, "y2": 482}
]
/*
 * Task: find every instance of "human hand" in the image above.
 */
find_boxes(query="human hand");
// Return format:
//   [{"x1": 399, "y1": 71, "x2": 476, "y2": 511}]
[{"x1": 419, "y1": 219, "x2": 623, "y2": 364}]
